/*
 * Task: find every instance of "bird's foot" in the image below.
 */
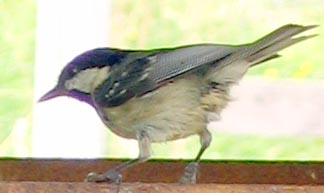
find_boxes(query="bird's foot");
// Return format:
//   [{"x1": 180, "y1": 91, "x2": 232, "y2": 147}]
[
  {"x1": 179, "y1": 162, "x2": 199, "y2": 184},
  {"x1": 86, "y1": 169, "x2": 122, "y2": 192},
  {"x1": 86, "y1": 169, "x2": 122, "y2": 183}
]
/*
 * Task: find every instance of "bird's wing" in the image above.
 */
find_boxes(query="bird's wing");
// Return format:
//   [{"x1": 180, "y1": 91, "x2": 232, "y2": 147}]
[
  {"x1": 149, "y1": 44, "x2": 235, "y2": 83},
  {"x1": 92, "y1": 44, "x2": 235, "y2": 107}
]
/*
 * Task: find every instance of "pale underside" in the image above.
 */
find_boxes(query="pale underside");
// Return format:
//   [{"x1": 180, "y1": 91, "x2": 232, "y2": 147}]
[{"x1": 97, "y1": 74, "x2": 230, "y2": 143}]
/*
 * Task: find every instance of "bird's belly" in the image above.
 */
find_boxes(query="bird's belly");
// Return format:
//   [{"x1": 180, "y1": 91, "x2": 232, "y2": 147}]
[
  {"x1": 200, "y1": 88, "x2": 230, "y2": 122},
  {"x1": 100, "y1": 77, "x2": 207, "y2": 142}
]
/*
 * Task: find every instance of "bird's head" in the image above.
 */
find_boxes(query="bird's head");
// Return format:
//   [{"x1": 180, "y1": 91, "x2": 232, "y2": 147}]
[{"x1": 38, "y1": 48, "x2": 126, "y2": 106}]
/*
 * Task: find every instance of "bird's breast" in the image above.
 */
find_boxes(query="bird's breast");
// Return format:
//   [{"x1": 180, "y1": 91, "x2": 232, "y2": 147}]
[
  {"x1": 97, "y1": 76, "x2": 207, "y2": 142},
  {"x1": 95, "y1": 75, "x2": 231, "y2": 142}
]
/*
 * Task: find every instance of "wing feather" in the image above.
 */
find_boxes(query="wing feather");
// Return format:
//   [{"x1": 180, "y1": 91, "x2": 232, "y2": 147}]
[{"x1": 93, "y1": 44, "x2": 235, "y2": 107}]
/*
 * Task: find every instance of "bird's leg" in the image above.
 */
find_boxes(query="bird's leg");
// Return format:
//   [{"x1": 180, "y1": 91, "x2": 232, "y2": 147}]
[
  {"x1": 179, "y1": 128, "x2": 211, "y2": 184},
  {"x1": 86, "y1": 130, "x2": 151, "y2": 187}
]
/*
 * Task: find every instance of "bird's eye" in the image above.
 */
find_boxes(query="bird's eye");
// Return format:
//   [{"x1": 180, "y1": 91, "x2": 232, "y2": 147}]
[{"x1": 72, "y1": 68, "x2": 78, "y2": 73}]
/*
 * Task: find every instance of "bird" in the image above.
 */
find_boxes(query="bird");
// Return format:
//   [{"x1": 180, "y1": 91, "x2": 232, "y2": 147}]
[{"x1": 39, "y1": 24, "x2": 317, "y2": 185}]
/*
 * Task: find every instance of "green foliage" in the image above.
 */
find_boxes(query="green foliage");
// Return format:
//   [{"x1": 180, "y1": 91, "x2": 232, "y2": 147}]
[
  {"x1": 114, "y1": 131, "x2": 324, "y2": 160},
  {"x1": 206, "y1": 132, "x2": 324, "y2": 160},
  {"x1": 0, "y1": 0, "x2": 36, "y2": 148}
]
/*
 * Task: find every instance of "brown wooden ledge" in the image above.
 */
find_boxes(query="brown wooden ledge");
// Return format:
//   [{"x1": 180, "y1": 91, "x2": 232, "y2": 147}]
[{"x1": 0, "y1": 159, "x2": 324, "y2": 192}]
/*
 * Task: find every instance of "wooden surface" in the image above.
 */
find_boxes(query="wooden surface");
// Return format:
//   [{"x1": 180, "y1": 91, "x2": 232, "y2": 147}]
[
  {"x1": 0, "y1": 159, "x2": 324, "y2": 192},
  {"x1": 1, "y1": 182, "x2": 324, "y2": 193}
]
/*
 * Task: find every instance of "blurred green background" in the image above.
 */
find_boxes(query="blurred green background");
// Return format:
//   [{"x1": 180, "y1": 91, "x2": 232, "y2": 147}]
[{"x1": 0, "y1": 0, "x2": 323, "y2": 159}]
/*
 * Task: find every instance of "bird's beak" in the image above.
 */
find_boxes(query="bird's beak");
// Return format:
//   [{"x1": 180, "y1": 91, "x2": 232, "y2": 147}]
[{"x1": 38, "y1": 86, "x2": 66, "y2": 102}]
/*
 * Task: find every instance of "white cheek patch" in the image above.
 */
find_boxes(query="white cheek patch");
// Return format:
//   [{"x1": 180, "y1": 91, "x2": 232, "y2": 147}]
[
  {"x1": 92, "y1": 66, "x2": 110, "y2": 89},
  {"x1": 65, "y1": 66, "x2": 110, "y2": 93}
]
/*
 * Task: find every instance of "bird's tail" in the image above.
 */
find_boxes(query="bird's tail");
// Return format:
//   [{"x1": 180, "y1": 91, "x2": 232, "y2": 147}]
[
  {"x1": 243, "y1": 24, "x2": 317, "y2": 66},
  {"x1": 207, "y1": 24, "x2": 317, "y2": 84}
]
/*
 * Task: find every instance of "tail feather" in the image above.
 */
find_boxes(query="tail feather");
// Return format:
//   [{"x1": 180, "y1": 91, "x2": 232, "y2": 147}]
[
  {"x1": 249, "y1": 54, "x2": 281, "y2": 67},
  {"x1": 247, "y1": 33, "x2": 318, "y2": 66},
  {"x1": 248, "y1": 24, "x2": 317, "y2": 53},
  {"x1": 224, "y1": 24, "x2": 317, "y2": 67},
  {"x1": 207, "y1": 24, "x2": 317, "y2": 84}
]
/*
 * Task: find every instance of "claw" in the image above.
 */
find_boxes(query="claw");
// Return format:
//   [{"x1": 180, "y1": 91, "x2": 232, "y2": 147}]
[
  {"x1": 179, "y1": 162, "x2": 199, "y2": 184},
  {"x1": 86, "y1": 172, "x2": 106, "y2": 182},
  {"x1": 104, "y1": 169, "x2": 123, "y2": 185},
  {"x1": 86, "y1": 169, "x2": 122, "y2": 183},
  {"x1": 86, "y1": 170, "x2": 122, "y2": 193}
]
